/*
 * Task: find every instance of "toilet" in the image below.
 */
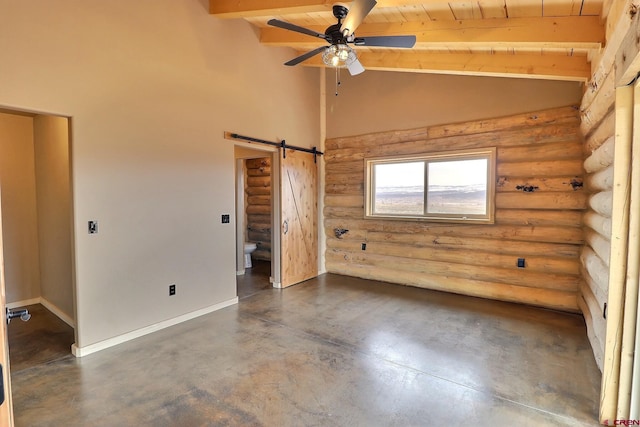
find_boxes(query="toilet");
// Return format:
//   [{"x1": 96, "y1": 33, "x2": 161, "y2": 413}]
[{"x1": 243, "y1": 242, "x2": 257, "y2": 268}]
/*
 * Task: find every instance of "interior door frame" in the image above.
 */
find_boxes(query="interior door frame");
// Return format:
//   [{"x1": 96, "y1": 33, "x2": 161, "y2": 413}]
[
  {"x1": 0, "y1": 183, "x2": 14, "y2": 427},
  {"x1": 0, "y1": 105, "x2": 79, "y2": 424},
  {"x1": 233, "y1": 141, "x2": 281, "y2": 287}
]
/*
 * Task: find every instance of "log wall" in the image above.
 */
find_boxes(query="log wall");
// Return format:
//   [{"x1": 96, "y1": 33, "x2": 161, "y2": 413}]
[
  {"x1": 324, "y1": 106, "x2": 585, "y2": 313},
  {"x1": 245, "y1": 157, "x2": 271, "y2": 261},
  {"x1": 576, "y1": 1, "x2": 637, "y2": 374}
]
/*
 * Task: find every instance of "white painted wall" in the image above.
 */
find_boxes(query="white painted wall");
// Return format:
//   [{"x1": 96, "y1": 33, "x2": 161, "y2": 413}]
[
  {"x1": 33, "y1": 115, "x2": 74, "y2": 320},
  {"x1": 0, "y1": 113, "x2": 41, "y2": 303},
  {"x1": 0, "y1": 0, "x2": 319, "y2": 348}
]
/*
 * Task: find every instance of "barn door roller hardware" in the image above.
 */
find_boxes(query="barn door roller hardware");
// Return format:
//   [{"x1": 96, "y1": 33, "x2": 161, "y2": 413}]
[{"x1": 225, "y1": 132, "x2": 323, "y2": 163}]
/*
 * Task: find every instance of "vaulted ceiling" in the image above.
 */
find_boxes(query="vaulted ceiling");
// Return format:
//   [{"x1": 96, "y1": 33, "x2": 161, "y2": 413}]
[{"x1": 210, "y1": 0, "x2": 606, "y2": 82}]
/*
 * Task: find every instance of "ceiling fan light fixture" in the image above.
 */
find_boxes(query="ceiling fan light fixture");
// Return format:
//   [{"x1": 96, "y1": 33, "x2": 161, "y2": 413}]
[{"x1": 322, "y1": 44, "x2": 357, "y2": 68}]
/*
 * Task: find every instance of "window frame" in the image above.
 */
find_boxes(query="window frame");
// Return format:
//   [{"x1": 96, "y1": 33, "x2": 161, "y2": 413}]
[{"x1": 364, "y1": 147, "x2": 496, "y2": 224}]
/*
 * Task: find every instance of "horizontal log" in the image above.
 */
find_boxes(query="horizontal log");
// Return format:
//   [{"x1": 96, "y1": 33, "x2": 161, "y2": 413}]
[
  {"x1": 580, "y1": 282, "x2": 606, "y2": 340},
  {"x1": 497, "y1": 159, "x2": 583, "y2": 177},
  {"x1": 580, "y1": 66, "x2": 615, "y2": 138},
  {"x1": 585, "y1": 110, "x2": 614, "y2": 154},
  {"x1": 324, "y1": 218, "x2": 584, "y2": 244},
  {"x1": 324, "y1": 206, "x2": 364, "y2": 219},
  {"x1": 326, "y1": 229, "x2": 580, "y2": 260},
  {"x1": 495, "y1": 191, "x2": 587, "y2": 210},
  {"x1": 580, "y1": 246, "x2": 609, "y2": 295},
  {"x1": 588, "y1": 191, "x2": 613, "y2": 216},
  {"x1": 427, "y1": 105, "x2": 579, "y2": 139},
  {"x1": 578, "y1": 293, "x2": 604, "y2": 371},
  {"x1": 326, "y1": 251, "x2": 579, "y2": 292},
  {"x1": 247, "y1": 214, "x2": 270, "y2": 225},
  {"x1": 492, "y1": 176, "x2": 584, "y2": 193},
  {"x1": 326, "y1": 118, "x2": 579, "y2": 153},
  {"x1": 326, "y1": 239, "x2": 579, "y2": 274},
  {"x1": 340, "y1": 229, "x2": 581, "y2": 257},
  {"x1": 245, "y1": 186, "x2": 271, "y2": 196},
  {"x1": 252, "y1": 250, "x2": 271, "y2": 261},
  {"x1": 326, "y1": 128, "x2": 430, "y2": 151},
  {"x1": 248, "y1": 222, "x2": 271, "y2": 233},
  {"x1": 247, "y1": 176, "x2": 271, "y2": 188},
  {"x1": 497, "y1": 140, "x2": 583, "y2": 162},
  {"x1": 326, "y1": 264, "x2": 578, "y2": 312},
  {"x1": 325, "y1": 161, "x2": 364, "y2": 174},
  {"x1": 325, "y1": 227, "x2": 367, "y2": 241},
  {"x1": 585, "y1": 228, "x2": 611, "y2": 267},
  {"x1": 325, "y1": 126, "x2": 581, "y2": 163},
  {"x1": 495, "y1": 209, "x2": 582, "y2": 227},
  {"x1": 584, "y1": 166, "x2": 614, "y2": 191},
  {"x1": 246, "y1": 158, "x2": 271, "y2": 168},
  {"x1": 584, "y1": 136, "x2": 615, "y2": 172},
  {"x1": 583, "y1": 210, "x2": 612, "y2": 237},
  {"x1": 256, "y1": 241, "x2": 272, "y2": 250},
  {"x1": 325, "y1": 183, "x2": 364, "y2": 195},
  {"x1": 324, "y1": 195, "x2": 364, "y2": 208},
  {"x1": 247, "y1": 167, "x2": 271, "y2": 177},
  {"x1": 247, "y1": 205, "x2": 270, "y2": 215},
  {"x1": 325, "y1": 173, "x2": 364, "y2": 185},
  {"x1": 247, "y1": 195, "x2": 271, "y2": 206},
  {"x1": 581, "y1": 264, "x2": 608, "y2": 313},
  {"x1": 248, "y1": 230, "x2": 270, "y2": 242}
]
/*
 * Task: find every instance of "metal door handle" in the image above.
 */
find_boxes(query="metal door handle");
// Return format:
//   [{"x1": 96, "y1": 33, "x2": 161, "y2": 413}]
[
  {"x1": 283, "y1": 220, "x2": 289, "y2": 235},
  {"x1": 6, "y1": 308, "x2": 31, "y2": 324}
]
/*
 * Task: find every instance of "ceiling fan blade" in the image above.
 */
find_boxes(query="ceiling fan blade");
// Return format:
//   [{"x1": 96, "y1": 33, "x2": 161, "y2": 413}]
[
  {"x1": 354, "y1": 35, "x2": 416, "y2": 48},
  {"x1": 340, "y1": 0, "x2": 377, "y2": 36},
  {"x1": 347, "y1": 58, "x2": 365, "y2": 76},
  {"x1": 284, "y1": 46, "x2": 327, "y2": 66},
  {"x1": 267, "y1": 19, "x2": 327, "y2": 40}
]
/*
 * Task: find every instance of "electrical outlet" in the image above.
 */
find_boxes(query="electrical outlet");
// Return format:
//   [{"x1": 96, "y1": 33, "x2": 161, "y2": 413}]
[
  {"x1": 517, "y1": 258, "x2": 525, "y2": 268},
  {"x1": 169, "y1": 284, "x2": 176, "y2": 296},
  {"x1": 88, "y1": 220, "x2": 98, "y2": 234},
  {"x1": 221, "y1": 214, "x2": 230, "y2": 224},
  {"x1": 361, "y1": 243, "x2": 367, "y2": 250}
]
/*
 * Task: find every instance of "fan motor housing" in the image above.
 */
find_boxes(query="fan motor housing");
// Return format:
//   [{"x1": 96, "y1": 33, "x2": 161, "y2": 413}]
[{"x1": 325, "y1": 24, "x2": 347, "y2": 45}]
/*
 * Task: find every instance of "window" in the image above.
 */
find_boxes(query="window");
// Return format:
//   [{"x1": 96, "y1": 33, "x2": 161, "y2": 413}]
[{"x1": 365, "y1": 148, "x2": 496, "y2": 223}]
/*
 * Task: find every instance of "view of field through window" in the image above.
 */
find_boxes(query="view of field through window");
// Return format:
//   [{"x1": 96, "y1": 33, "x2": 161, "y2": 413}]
[{"x1": 373, "y1": 158, "x2": 488, "y2": 216}]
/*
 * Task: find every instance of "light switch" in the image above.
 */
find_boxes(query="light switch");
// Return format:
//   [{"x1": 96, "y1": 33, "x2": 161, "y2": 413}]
[{"x1": 88, "y1": 221, "x2": 98, "y2": 234}]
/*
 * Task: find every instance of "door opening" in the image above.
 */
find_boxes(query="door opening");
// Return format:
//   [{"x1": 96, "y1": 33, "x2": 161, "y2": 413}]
[
  {"x1": 0, "y1": 109, "x2": 76, "y2": 374},
  {"x1": 234, "y1": 144, "x2": 278, "y2": 298}
]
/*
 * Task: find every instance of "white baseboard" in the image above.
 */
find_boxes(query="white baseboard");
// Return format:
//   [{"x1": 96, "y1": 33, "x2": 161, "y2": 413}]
[
  {"x1": 40, "y1": 298, "x2": 75, "y2": 328},
  {"x1": 71, "y1": 297, "x2": 238, "y2": 358},
  {"x1": 6, "y1": 297, "x2": 75, "y2": 328},
  {"x1": 6, "y1": 298, "x2": 41, "y2": 309}
]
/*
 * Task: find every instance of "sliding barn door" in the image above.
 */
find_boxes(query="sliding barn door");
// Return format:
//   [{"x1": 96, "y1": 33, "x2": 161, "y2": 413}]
[{"x1": 280, "y1": 149, "x2": 318, "y2": 288}]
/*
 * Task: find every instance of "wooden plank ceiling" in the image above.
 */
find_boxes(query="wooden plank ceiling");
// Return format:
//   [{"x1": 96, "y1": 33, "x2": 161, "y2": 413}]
[{"x1": 210, "y1": 0, "x2": 606, "y2": 81}]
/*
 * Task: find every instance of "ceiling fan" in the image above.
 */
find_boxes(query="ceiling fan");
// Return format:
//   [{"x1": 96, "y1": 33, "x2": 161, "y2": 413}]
[{"x1": 267, "y1": 0, "x2": 416, "y2": 76}]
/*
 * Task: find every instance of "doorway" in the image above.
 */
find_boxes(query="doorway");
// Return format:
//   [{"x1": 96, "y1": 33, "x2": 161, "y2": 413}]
[
  {"x1": 234, "y1": 144, "x2": 277, "y2": 299},
  {"x1": 231, "y1": 135, "x2": 320, "y2": 296},
  {"x1": 0, "y1": 109, "x2": 76, "y2": 372}
]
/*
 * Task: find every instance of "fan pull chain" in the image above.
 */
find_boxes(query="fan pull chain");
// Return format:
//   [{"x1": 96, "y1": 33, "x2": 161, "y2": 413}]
[{"x1": 335, "y1": 66, "x2": 341, "y2": 96}]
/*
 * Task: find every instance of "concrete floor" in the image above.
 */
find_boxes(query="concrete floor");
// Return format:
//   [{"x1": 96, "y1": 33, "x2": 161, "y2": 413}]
[
  {"x1": 8, "y1": 304, "x2": 75, "y2": 373},
  {"x1": 9, "y1": 273, "x2": 600, "y2": 426}
]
